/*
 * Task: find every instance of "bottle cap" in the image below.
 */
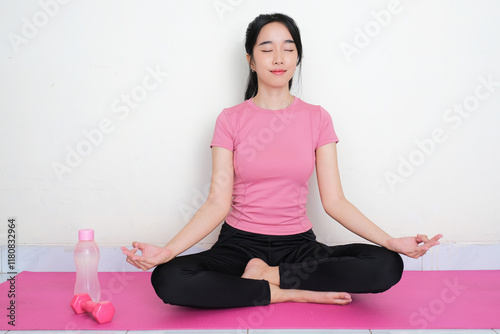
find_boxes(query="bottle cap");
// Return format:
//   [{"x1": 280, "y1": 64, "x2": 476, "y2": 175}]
[{"x1": 78, "y1": 229, "x2": 94, "y2": 241}]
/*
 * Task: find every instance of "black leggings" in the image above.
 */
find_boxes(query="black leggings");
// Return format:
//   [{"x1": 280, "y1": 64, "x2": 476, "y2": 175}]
[{"x1": 151, "y1": 223, "x2": 404, "y2": 308}]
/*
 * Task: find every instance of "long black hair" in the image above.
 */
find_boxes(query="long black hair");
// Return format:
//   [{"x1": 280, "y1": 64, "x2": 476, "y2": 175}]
[{"x1": 244, "y1": 13, "x2": 303, "y2": 100}]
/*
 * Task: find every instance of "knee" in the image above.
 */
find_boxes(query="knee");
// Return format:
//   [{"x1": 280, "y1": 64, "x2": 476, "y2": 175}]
[
  {"x1": 151, "y1": 260, "x2": 192, "y2": 305},
  {"x1": 373, "y1": 248, "x2": 404, "y2": 292}
]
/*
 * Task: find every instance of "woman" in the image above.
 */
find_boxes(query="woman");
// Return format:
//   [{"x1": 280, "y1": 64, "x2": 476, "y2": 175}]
[{"x1": 122, "y1": 13, "x2": 442, "y2": 308}]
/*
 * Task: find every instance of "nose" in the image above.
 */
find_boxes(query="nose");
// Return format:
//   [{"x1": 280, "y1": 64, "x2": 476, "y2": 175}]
[{"x1": 273, "y1": 51, "x2": 284, "y2": 65}]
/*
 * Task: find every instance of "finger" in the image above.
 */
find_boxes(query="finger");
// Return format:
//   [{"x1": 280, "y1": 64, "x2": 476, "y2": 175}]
[
  {"x1": 334, "y1": 293, "x2": 352, "y2": 305},
  {"x1": 341, "y1": 292, "x2": 351, "y2": 300},
  {"x1": 420, "y1": 234, "x2": 443, "y2": 247},
  {"x1": 124, "y1": 247, "x2": 138, "y2": 255},
  {"x1": 430, "y1": 234, "x2": 443, "y2": 242},
  {"x1": 134, "y1": 260, "x2": 152, "y2": 271},
  {"x1": 128, "y1": 257, "x2": 150, "y2": 271},
  {"x1": 335, "y1": 299, "x2": 352, "y2": 305},
  {"x1": 127, "y1": 254, "x2": 137, "y2": 264},
  {"x1": 418, "y1": 244, "x2": 430, "y2": 252},
  {"x1": 142, "y1": 264, "x2": 153, "y2": 271},
  {"x1": 122, "y1": 248, "x2": 133, "y2": 257},
  {"x1": 132, "y1": 254, "x2": 155, "y2": 268},
  {"x1": 417, "y1": 243, "x2": 434, "y2": 254},
  {"x1": 409, "y1": 249, "x2": 427, "y2": 259},
  {"x1": 126, "y1": 257, "x2": 141, "y2": 270},
  {"x1": 131, "y1": 253, "x2": 146, "y2": 262},
  {"x1": 327, "y1": 292, "x2": 351, "y2": 300},
  {"x1": 423, "y1": 237, "x2": 442, "y2": 249},
  {"x1": 121, "y1": 248, "x2": 138, "y2": 259},
  {"x1": 123, "y1": 249, "x2": 143, "y2": 262},
  {"x1": 417, "y1": 234, "x2": 430, "y2": 243}
]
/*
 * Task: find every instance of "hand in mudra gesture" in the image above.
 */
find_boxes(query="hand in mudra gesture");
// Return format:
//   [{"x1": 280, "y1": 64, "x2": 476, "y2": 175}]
[
  {"x1": 121, "y1": 242, "x2": 172, "y2": 271},
  {"x1": 387, "y1": 234, "x2": 443, "y2": 259}
]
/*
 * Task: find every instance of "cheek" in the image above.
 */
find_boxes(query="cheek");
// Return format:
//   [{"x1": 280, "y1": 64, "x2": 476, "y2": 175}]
[
  {"x1": 253, "y1": 53, "x2": 271, "y2": 68},
  {"x1": 287, "y1": 53, "x2": 298, "y2": 66},
  {"x1": 287, "y1": 58, "x2": 297, "y2": 73}
]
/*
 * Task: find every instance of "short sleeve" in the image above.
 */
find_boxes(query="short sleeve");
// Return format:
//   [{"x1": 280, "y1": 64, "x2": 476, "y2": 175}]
[
  {"x1": 316, "y1": 107, "x2": 339, "y2": 149},
  {"x1": 210, "y1": 109, "x2": 234, "y2": 151}
]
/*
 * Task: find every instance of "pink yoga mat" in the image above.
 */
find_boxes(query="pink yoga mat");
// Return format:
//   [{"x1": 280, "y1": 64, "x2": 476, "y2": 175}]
[{"x1": 1, "y1": 270, "x2": 499, "y2": 330}]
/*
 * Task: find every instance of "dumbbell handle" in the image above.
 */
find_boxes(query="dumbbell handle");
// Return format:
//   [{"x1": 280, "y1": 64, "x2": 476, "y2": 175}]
[
  {"x1": 70, "y1": 293, "x2": 115, "y2": 324},
  {"x1": 81, "y1": 300, "x2": 98, "y2": 313}
]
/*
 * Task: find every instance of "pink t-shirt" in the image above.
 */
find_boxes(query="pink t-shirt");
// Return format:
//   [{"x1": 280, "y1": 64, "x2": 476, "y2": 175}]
[{"x1": 210, "y1": 97, "x2": 339, "y2": 235}]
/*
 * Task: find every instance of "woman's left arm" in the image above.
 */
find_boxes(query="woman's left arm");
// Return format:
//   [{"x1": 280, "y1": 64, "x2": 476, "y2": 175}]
[{"x1": 315, "y1": 142, "x2": 442, "y2": 259}]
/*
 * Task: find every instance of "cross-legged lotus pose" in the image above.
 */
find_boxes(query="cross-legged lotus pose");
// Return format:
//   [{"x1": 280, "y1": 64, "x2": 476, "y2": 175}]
[{"x1": 122, "y1": 13, "x2": 442, "y2": 309}]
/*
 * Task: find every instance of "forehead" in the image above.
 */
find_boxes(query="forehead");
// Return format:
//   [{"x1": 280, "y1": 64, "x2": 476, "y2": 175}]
[{"x1": 256, "y1": 22, "x2": 293, "y2": 43}]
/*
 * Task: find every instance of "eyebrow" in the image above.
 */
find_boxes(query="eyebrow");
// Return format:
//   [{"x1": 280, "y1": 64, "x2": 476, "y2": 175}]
[{"x1": 258, "y1": 39, "x2": 295, "y2": 46}]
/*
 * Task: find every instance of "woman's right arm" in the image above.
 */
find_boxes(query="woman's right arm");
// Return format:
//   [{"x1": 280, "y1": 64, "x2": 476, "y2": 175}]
[{"x1": 122, "y1": 146, "x2": 234, "y2": 271}]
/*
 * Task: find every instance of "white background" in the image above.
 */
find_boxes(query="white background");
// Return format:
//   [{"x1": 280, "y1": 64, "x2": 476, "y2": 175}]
[{"x1": 1, "y1": 0, "x2": 499, "y2": 251}]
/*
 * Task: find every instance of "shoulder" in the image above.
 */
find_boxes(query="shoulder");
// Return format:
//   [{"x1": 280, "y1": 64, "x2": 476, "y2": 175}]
[
  {"x1": 213, "y1": 100, "x2": 252, "y2": 134},
  {"x1": 213, "y1": 100, "x2": 249, "y2": 127},
  {"x1": 221, "y1": 99, "x2": 252, "y2": 116},
  {"x1": 296, "y1": 98, "x2": 320, "y2": 110},
  {"x1": 296, "y1": 98, "x2": 331, "y2": 118}
]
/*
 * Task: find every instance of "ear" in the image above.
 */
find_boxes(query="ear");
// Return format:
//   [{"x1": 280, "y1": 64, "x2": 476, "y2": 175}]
[{"x1": 246, "y1": 54, "x2": 255, "y2": 72}]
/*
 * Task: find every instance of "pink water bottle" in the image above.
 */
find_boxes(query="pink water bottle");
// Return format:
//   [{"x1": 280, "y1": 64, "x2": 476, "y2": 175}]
[{"x1": 74, "y1": 229, "x2": 101, "y2": 302}]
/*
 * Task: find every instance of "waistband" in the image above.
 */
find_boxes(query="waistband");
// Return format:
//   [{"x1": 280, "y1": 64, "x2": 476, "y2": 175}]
[{"x1": 214, "y1": 221, "x2": 317, "y2": 246}]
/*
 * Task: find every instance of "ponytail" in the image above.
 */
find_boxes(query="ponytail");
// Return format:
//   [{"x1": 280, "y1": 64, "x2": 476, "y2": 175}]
[{"x1": 245, "y1": 70, "x2": 258, "y2": 100}]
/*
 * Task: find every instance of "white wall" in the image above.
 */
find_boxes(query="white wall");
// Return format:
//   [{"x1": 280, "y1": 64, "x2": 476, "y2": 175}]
[{"x1": 1, "y1": 0, "x2": 499, "y2": 256}]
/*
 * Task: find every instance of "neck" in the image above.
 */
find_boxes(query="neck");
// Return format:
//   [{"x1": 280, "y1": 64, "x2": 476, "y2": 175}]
[{"x1": 252, "y1": 87, "x2": 294, "y2": 110}]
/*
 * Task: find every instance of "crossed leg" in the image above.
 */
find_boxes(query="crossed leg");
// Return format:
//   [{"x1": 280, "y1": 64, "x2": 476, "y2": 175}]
[
  {"x1": 241, "y1": 242, "x2": 404, "y2": 305},
  {"x1": 242, "y1": 258, "x2": 352, "y2": 304}
]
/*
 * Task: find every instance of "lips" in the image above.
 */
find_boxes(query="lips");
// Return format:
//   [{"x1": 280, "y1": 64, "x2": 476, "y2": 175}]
[{"x1": 271, "y1": 70, "x2": 286, "y2": 75}]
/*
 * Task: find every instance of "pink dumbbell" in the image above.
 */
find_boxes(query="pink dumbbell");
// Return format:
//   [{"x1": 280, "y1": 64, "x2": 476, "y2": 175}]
[{"x1": 70, "y1": 293, "x2": 115, "y2": 324}]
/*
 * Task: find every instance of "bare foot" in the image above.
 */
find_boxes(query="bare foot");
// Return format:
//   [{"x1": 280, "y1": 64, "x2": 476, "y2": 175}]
[
  {"x1": 270, "y1": 284, "x2": 352, "y2": 305},
  {"x1": 241, "y1": 258, "x2": 279, "y2": 286},
  {"x1": 242, "y1": 258, "x2": 351, "y2": 305}
]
